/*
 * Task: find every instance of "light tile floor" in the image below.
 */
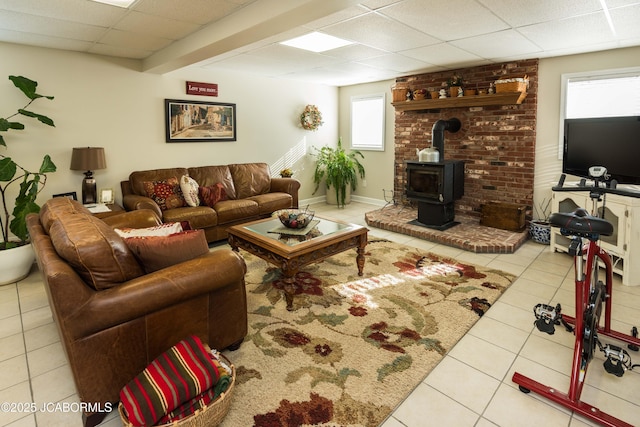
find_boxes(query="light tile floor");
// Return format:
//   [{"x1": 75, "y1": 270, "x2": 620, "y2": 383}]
[{"x1": 1, "y1": 201, "x2": 639, "y2": 426}]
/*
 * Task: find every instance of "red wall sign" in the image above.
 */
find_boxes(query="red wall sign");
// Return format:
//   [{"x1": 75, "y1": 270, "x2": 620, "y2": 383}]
[{"x1": 186, "y1": 81, "x2": 218, "y2": 97}]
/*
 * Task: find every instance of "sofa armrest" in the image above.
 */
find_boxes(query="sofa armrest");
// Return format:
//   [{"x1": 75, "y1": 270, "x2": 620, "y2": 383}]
[
  {"x1": 123, "y1": 194, "x2": 162, "y2": 219},
  {"x1": 101, "y1": 209, "x2": 162, "y2": 229},
  {"x1": 64, "y1": 249, "x2": 246, "y2": 339},
  {"x1": 270, "y1": 177, "x2": 301, "y2": 208}
]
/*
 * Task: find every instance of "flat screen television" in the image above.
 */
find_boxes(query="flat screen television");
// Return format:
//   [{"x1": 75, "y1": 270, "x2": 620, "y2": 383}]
[{"x1": 563, "y1": 116, "x2": 640, "y2": 184}]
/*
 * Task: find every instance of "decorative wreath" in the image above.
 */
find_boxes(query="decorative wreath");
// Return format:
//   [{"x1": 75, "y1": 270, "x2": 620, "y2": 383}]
[{"x1": 300, "y1": 104, "x2": 323, "y2": 131}]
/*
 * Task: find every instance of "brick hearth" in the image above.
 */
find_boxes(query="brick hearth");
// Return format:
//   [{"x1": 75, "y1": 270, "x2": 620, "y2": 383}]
[{"x1": 365, "y1": 205, "x2": 529, "y2": 254}]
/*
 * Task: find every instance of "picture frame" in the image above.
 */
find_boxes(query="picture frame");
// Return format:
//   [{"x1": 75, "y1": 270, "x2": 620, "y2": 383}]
[
  {"x1": 165, "y1": 99, "x2": 236, "y2": 142},
  {"x1": 53, "y1": 192, "x2": 77, "y2": 200},
  {"x1": 99, "y1": 188, "x2": 115, "y2": 204}
]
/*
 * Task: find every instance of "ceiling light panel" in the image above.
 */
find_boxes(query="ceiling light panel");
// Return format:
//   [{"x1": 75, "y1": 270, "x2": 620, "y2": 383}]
[
  {"x1": 280, "y1": 32, "x2": 353, "y2": 52},
  {"x1": 90, "y1": 0, "x2": 136, "y2": 8}
]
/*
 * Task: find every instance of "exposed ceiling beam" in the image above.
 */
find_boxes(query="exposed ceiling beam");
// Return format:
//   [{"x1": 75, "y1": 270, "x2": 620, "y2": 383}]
[{"x1": 142, "y1": 0, "x2": 360, "y2": 74}]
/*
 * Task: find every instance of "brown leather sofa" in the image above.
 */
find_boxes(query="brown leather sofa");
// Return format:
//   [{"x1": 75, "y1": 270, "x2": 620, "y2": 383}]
[
  {"x1": 121, "y1": 162, "x2": 301, "y2": 242},
  {"x1": 27, "y1": 197, "x2": 248, "y2": 427}
]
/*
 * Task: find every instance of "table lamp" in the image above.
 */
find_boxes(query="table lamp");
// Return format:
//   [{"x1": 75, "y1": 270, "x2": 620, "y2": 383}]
[{"x1": 70, "y1": 147, "x2": 106, "y2": 204}]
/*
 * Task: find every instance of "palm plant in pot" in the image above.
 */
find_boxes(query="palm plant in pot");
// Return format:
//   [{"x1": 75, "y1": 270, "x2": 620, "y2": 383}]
[
  {"x1": 312, "y1": 137, "x2": 365, "y2": 208},
  {"x1": 0, "y1": 75, "x2": 56, "y2": 284}
]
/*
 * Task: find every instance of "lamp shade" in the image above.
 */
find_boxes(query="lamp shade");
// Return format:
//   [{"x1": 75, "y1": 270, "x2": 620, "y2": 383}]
[{"x1": 70, "y1": 147, "x2": 106, "y2": 171}]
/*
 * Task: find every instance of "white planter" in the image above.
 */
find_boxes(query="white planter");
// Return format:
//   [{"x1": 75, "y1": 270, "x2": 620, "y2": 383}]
[
  {"x1": 530, "y1": 220, "x2": 551, "y2": 245},
  {"x1": 326, "y1": 186, "x2": 351, "y2": 207},
  {"x1": 0, "y1": 243, "x2": 35, "y2": 286}
]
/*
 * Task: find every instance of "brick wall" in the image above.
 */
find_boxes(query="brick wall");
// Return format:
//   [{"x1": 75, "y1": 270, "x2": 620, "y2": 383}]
[{"x1": 394, "y1": 59, "x2": 538, "y2": 219}]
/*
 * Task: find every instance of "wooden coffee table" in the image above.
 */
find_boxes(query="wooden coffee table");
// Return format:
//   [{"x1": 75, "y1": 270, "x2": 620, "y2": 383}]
[{"x1": 227, "y1": 216, "x2": 368, "y2": 311}]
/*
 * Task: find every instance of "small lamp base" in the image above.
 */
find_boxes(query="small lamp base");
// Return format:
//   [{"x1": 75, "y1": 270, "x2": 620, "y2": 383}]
[{"x1": 82, "y1": 176, "x2": 97, "y2": 205}]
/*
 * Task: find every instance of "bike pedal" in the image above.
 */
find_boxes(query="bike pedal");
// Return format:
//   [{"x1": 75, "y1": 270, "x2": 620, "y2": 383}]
[
  {"x1": 604, "y1": 357, "x2": 625, "y2": 377},
  {"x1": 628, "y1": 326, "x2": 639, "y2": 352},
  {"x1": 602, "y1": 345, "x2": 630, "y2": 377},
  {"x1": 533, "y1": 304, "x2": 559, "y2": 335}
]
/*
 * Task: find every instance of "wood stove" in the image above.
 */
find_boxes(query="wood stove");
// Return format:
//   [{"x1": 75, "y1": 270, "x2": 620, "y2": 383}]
[{"x1": 406, "y1": 160, "x2": 465, "y2": 229}]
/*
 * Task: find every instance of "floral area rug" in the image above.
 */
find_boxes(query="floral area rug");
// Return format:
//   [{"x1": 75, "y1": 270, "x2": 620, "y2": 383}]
[{"x1": 220, "y1": 238, "x2": 515, "y2": 427}]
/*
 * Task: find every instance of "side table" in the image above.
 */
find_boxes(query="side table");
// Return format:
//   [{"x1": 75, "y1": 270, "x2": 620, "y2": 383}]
[{"x1": 88, "y1": 203, "x2": 124, "y2": 220}]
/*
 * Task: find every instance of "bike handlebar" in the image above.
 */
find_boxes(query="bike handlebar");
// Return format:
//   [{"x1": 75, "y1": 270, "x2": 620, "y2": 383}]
[{"x1": 553, "y1": 174, "x2": 640, "y2": 199}]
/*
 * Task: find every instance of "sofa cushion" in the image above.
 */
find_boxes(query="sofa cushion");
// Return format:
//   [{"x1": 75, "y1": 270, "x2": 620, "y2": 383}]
[
  {"x1": 180, "y1": 175, "x2": 200, "y2": 207},
  {"x1": 49, "y1": 213, "x2": 143, "y2": 290},
  {"x1": 199, "y1": 183, "x2": 228, "y2": 207},
  {"x1": 214, "y1": 199, "x2": 259, "y2": 224},
  {"x1": 162, "y1": 207, "x2": 218, "y2": 230},
  {"x1": 247, "y1": 193, "x2": 293, "y2": 215},
  {"x1": 124, "y1": 229, "x2": 209, "y2": 273},
  {"x1": 187, "y1": 165, "x2": 236, "y2": 200},
  {"x1": 129, "y1": 168, "x2": 189, "y2": 197},
  {"x1": 143, "y1": 177, "x2": 187, "y2": 211},
  {"x1": 229, "y1": 163, "x2": 271, "y2": 199},
  {"x1": 40, "y1": 197, "x2": 91, "y2": 233}
]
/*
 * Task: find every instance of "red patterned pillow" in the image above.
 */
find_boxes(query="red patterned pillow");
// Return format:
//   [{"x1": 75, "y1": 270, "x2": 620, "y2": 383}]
[
  {"x1": 199, "y1": 183, "x2": 228, "y2": 208},
  {"x1": 143, "y1": 177, "x2": 186, "y2": 211}
]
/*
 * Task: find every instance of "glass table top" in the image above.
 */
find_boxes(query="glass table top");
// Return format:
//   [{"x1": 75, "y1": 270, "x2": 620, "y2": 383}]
[{"x1": 243, "y1": 217, "x2": 358, "y2": 246}]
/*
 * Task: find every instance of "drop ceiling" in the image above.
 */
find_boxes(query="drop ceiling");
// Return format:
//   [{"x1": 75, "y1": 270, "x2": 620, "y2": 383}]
[{"x1": 1, "y1": 0, "x2": 639, "y2": 87}]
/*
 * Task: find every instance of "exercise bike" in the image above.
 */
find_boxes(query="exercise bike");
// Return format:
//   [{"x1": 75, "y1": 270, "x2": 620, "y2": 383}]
[{"x1": 512, "y1": 166, "x2": 640, "y2": 427}]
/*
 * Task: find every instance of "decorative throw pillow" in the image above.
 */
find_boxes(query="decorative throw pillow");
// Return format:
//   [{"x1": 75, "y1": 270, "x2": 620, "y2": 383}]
[
  {"x1": 199, "y1": 183, "x2": 228, "y2": 208},
  {"x1": 180, "y1": 175, "x2": 200, "y2": 207},
  {"x1": 124, "y1": 229, "x2": 209, "y2": 273},
  {"x1": 143, "y1": 177, "x2": 186, "y2": 211},
  {"x1": 115, "y1": 222, "x2": 183, "y2": 238}
]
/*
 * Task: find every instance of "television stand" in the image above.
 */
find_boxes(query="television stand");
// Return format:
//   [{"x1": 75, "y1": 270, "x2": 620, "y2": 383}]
[{"x1": 551, "y1": 187, "x2": 640, "y2": 286}]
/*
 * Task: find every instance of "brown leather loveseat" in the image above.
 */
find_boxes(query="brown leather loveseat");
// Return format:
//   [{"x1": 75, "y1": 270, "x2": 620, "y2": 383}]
[
  {"x1": 121, "y1": 162, "x2": 301, "y2": 242},
  {"x1": 27, "y1": 197, "x2": 248, "y2": 427}
]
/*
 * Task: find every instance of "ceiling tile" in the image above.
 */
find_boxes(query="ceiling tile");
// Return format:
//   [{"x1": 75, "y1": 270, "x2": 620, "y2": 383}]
[
  {"x1": 356, "y1": 53, "x2": 433, "y2": 73},
  {"x1": 322, "y1": 43, "x2": 389, "y2": 61},
  {"x1": 98, "y1": 28, "x2": 173, "y2": 51},
  {"x1": 0, "y1": 0, "x2": 127, "y2": 27},
  {"x1": 0, "y1": 29, "x2": 94, "y2": 52},
  {"x1": 304, "y1": 5, "x2": 370, "y2": 29},
  {"x1": 132, "y1": 0, "x2": 250, "y2": 25},
  {"x1": 477, "y1": 0, "x2": 602, "y2": 27},
  {"x1": 114, "y1": 11, "x2": 200, "y2": 40},
  {"x1": 88, "y1": 43, "x2": 152, "y2": 59},
  {"x1": 0, "y1": 10, "x2": 107, "y2": 41},
  {"x1": 451, "y1": 29, "x2": 543, "y2": 59},
  {"x1": 517, "y1": 12, "x2": 616, "y2": 50},
  {"x1": 380, "y1": 0, "x2": 510, "y2": 40},
  {"x1": 610, "y1": 3, "x2": 640, "y2": 39},
  {"x1": 401, "y1": 43, "x2": 485, "y2": 67},
  {"x1": 324, "y1": 11, "x2": 439, "y2": 51}
]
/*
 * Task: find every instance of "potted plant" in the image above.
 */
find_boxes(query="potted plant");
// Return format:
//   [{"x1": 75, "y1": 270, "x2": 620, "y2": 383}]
[
  {"x1": 446, "y1": 73, "x2": 464, "y2": 97},
  {"x1": 0, "y1": 75, "x2": 56, "y2": 284},
  {"x1": 312, "y1": 137, "x2": 365, "y2": 208},
  {"x1": 530, "y1": 197, "x2": 551, "y2": 245}
]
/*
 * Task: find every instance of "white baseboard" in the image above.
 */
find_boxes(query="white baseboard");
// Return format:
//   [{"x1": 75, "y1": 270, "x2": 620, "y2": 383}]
[{"x1": 300, "y1": 195, "x2": 385, "y2": 207}]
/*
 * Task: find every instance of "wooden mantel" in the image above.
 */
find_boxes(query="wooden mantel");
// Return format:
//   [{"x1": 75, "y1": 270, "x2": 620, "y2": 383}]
[{"x1": 392, "y1": 91, "x2": 527, "y2": 112}]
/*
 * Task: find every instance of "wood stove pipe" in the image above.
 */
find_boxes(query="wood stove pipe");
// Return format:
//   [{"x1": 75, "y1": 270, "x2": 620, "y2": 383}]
[{"x1": 431, "y1": 117, "x2": 461, "y2": 161}]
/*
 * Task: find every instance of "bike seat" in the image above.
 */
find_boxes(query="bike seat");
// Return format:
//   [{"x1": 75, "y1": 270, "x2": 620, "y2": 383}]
[{"x1": 549, "y1": 208, "x2": 613, "y2": 239}]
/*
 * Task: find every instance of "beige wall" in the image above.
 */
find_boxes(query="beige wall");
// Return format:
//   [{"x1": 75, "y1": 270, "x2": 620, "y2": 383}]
[
  {"x1": 535, "y1": 45, "x2": 640, "y2": 217},
  {"x1": 337, "y1": 80, "x2": 395, "y2": 205},
  {"x1": 3, "y1": 40, "x2": 639, "y2": 217},
  {"x1": 0, "y1": 41, "x2": 338, "y2": 209}
]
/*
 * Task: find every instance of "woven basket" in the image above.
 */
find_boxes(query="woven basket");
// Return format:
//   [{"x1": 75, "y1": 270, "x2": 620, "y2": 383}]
[
  {"x1": 495, "y1": 75, "x2": 528, "y2": 93},
  {"x1": 118, "y1": 353, "x2": 236, "y2": 427}
]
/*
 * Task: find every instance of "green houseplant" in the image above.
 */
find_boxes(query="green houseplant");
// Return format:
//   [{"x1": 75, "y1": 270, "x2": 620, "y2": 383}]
[
  {"x1": 1, "y1": 75, "x2": 56, "y2": 251},
  {"x1": 312, "y1": 137, "x2": 365, "y2": 208}
]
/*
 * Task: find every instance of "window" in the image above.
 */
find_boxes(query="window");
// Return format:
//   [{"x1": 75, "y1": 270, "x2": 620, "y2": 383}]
[
  {"x1": 351, "y1": 93, "x2": 385, "y2": 151},
  {"x1": 559, "y1": 67, "x2": 640, "y2": 157}
]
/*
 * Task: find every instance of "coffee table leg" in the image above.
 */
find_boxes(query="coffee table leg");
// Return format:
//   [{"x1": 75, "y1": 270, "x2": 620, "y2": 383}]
[
  {"x1": 282, "y1": 269, "x2": 297, "y2": 311},
  {"x1": 356, "y1": 235, "x2": 367, "y2": 276}
]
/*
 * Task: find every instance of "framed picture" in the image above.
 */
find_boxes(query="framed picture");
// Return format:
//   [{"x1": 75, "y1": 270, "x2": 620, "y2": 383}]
[
  {"x1": 165, "y1": 99, "x2": 236, "y2": 142},
  {"x1": 53, "y1": 192, "x2": 77, "y2": 200},
  {"x1": 99, "y1": 188, "x2": 115, "y2": 204}
]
